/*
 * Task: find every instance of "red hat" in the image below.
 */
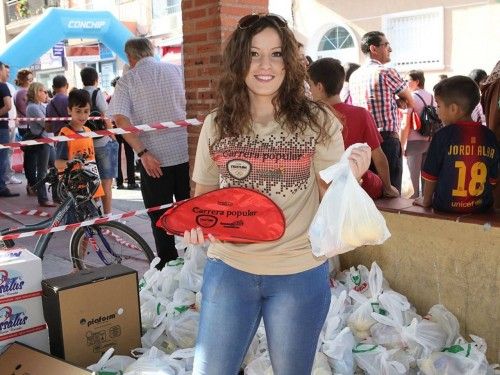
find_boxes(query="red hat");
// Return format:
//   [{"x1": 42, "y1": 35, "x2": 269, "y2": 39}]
[{"x1": 157, "y1": 187, "x2": 285, "y2": 243}]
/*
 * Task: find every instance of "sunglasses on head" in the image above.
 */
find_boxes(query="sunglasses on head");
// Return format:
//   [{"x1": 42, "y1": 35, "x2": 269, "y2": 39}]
[{"x1": 238, "y1": 13, "x2": 287, "y2": 29}]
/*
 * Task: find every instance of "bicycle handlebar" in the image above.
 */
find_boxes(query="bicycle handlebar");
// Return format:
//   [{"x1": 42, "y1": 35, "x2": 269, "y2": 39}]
[
  {"x1": 36, "y1": 154, "x2": 89, "y2": 184},
  {"x1": 33, "y1": 154, "x2": 99, "y2": 201}
]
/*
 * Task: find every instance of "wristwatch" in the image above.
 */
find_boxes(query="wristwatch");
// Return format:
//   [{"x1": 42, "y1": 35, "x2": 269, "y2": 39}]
[{"x1": 137, "y1": 148, "x2": 149, "y2": 157}]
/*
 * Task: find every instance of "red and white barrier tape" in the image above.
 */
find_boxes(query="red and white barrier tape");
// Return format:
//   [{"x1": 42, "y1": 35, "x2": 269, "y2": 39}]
[
  {"x1": 0, "y1": 118, "x2": 203, "y2": 149},
  {"x1": 0, "y1": 209, "x2": 51, "y2": 217},
  {"x1": 102, "y1": 228, "x2": 141, "y2": 251},
  {"x1": 10, "y1": 116, "x2": 105, "y2": 122},
  {"x1": 0, "y1": 203, "x2": 173, "y2": 241}
]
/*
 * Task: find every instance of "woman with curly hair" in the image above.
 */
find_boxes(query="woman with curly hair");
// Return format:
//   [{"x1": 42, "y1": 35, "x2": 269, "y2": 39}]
[{"x1": 185, "y1": 14, "x2": 371, "y2": 374}]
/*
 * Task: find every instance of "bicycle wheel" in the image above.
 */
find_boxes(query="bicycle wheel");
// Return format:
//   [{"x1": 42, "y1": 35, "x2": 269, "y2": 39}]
[{"x1": 70, "y1": 221, "x2": 155, "y2": 272}]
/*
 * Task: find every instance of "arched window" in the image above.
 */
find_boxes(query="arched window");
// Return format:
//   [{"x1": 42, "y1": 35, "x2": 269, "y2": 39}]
[{"x1": 318, "y1": 26, "x2": 354, "y2": 51}]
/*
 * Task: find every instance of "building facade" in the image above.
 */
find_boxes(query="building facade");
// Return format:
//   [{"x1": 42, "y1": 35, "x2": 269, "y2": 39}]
[
  {"x1": 0, "y1": 0, "x2": 182, "y2": 93},
  {"x1": 270, "y1": 0, "x2": 500, "y2": 87}
]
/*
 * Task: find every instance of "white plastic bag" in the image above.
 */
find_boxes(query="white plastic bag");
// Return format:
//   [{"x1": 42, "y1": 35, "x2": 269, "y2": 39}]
[
  {"x1": 140, "y1": 292, "x2": 160, "y2": 330},
  {"x1": 337, "y1": 264, "x2": 371, "y2": 295},
  {"x1": 141, "y1": 318, "x2": 170, "y2": 350},
  {"x1": 87, "y1": 348, "x2": 136, "y2": 373},
  {"x1": 245, "y1": 352, "x2": 274, "y2": 375},
  {"x1": 401, "y1": 156, "x2": 414, "y2": 199},
  {"x1": 124, "y1": 346, "x2": 185, "y2": 374},
  {"x1": 309, "y1": 143, "x2": 390, "y2": 257},
  {"x1": 178, "y1": 244, "x2": 208, "y2": 293},
  {"x1": 370, "y1": 291, "x2": 412, "y2": 349},
  {"x1": 243, "y1": 333, "x2": 261, "y2": 367},
  {"x1": 311, "y1": 351, "x2": 331, "y2": 375},
  {"x1": 157, "y1": 258, "x2": 184, "y2": 298},
  {"x1": 139, "y1": 258, "x2": 162, "y2": 295},
  {"x1": 347, "y1": 263, "x2": 386, "y2": 339},
  {"x1": 322, "y1": 326, "x2": 356, "y2": 374},
  {"x1": 402, "y1": 318, "x2": 448, "y2": 359},
  {"x1": 172, "y1": 288, "x2": 196, "y2": 307},
  {"x1": 426, "y1": 304, "x2": 460, "y2": 347},
  {"x1": 167, "y1": 309, "x2": 200, "y2": 349},
  {"x1": 170, "y1": 348, "x2": 195, "y2": 372},
  {"x1": 353, "y1": 343, "x2": 407, "y2": 375},
  {"x1": 418, "y1": 336, "x2": 490, "y2": 375}
]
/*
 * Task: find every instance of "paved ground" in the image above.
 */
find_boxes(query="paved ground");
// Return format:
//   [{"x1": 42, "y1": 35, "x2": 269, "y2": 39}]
[{"x1": 0, "y1": 173, "x2": 157, "y2": 278}]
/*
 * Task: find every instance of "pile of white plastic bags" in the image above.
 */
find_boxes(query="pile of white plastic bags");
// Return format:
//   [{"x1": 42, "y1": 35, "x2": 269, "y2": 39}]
[{"x1": 88, "y1": 251, "x2": 498, "y2": 375}]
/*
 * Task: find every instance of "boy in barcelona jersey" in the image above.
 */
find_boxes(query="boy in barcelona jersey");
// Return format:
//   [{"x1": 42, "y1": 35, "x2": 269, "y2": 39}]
[{"x1": 414, "y1": 76, "x2": 498, "y2": 213}]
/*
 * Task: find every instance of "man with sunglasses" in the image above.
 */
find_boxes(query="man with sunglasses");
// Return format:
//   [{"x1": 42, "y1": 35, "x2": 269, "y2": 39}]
[{"x1": 349, "y1": 31, "x2": 414, "y2": 193}]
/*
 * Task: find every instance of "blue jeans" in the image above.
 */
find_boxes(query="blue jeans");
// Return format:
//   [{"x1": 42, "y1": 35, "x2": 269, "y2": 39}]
[
  {"x1": 24, "y1": 144, "x2": 50, "y2": 203},
  {"x1": 0, "y1": 128, "x2": 9, "y2": 191},
  {"x1": 193, "y1": 259, "x2": 330, "y2": 375}
]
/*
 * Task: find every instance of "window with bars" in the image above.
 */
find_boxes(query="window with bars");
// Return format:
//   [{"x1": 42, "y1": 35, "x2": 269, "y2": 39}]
[
  {"x1": 318, "y1": 26, "x2": 355, "y2": 51},
  {"x1": 152, "y1": 0, "x2": 181, "y2": 19},
  {"x1": 382, "y1": 7, "x2": 444, "y2": 70}
]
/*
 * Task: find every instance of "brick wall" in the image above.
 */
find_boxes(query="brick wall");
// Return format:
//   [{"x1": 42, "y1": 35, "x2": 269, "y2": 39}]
[{"x1": 182, "y1": 0, "x2": 268, "y2": 194}]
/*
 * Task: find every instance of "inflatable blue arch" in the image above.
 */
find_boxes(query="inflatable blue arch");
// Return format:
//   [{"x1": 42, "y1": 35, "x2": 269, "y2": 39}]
[{"x1": 0, "y1": 8, "x2": 133, "y2": 80}]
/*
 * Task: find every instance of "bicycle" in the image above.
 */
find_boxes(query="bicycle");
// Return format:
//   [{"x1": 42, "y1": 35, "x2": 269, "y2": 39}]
[{"x1": 0, "y1": 157, "x2": 155, "y2": 271}]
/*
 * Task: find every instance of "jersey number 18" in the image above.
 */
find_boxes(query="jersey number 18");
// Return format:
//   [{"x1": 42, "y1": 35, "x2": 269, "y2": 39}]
[{"x1": 452, "y1": 161, "x2": 486, "y2": 197}]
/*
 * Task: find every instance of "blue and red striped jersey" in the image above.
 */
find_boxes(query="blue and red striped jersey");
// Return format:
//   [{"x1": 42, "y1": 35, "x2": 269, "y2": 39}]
[{"x1": 422, "y1": 121, "x2": 498, "y2": 213}]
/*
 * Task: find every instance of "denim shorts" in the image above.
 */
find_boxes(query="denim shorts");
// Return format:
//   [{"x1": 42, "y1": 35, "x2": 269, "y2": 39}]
[{"x1": 95, "y1": 140, "x2": 118, "y2": 179}]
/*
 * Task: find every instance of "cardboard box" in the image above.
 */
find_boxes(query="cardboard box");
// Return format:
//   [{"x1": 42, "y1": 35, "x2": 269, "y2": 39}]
[
  {"x1": 42, "y1": 264, "x2": 141, "y2": 367},
  {"x1": 0, "y1": 248, "x2": 43, "y2": 299},
  {"x1": 0, "y1": 342, "x2": 91, "y2": 374}
]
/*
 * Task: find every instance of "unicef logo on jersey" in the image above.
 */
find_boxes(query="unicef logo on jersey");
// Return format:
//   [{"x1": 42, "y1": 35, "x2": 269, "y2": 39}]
[
  {"x1": 0, "y1": 270, "x2": 25, "y2": 295},
  {"x1": 226, "y1": 160, "x2": 252, "y2": 180},
  {"x1": 0, "y1": 306, "x2": 29, "y2": 332}
]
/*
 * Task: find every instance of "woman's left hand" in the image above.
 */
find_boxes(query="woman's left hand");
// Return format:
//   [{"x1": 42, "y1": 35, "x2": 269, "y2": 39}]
[{"x1": 348, "y1": 145, "x2": 371, "y2": 181}]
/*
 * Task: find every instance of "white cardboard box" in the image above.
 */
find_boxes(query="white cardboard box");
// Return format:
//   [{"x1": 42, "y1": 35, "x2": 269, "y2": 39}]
[
  {"x1": 0, "y1": 248, "x2": 43, "y2": 299},
  {"x1": 0, "y1": 325, "x2": 50, "y2": 353},
  {"x1": 0, "y1": 248, "x2": 48, "y2": 352},
  {"x1": 0, "y1": 295, "x2": 49, "y2": 352}
]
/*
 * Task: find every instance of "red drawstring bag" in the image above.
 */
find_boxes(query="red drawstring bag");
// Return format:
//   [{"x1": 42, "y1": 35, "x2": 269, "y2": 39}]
[{"x1": 156, "y1": 187, "x2": 286, "y2": 243}]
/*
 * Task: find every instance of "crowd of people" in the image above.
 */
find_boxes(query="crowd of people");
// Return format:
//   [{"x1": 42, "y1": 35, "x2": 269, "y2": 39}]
[
  {"x1": 0, "y1": 64, "x2": 142, "y2": 212},
  {"x1": 304, "y1": 31, "x2": 498, "y2": 213},
  {"x1": 0, "y1": 12, "x2": 498, "y2": 375}
]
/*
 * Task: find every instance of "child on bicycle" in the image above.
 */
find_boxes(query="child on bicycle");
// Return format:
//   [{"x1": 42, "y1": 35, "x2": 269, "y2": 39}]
[{"x1": 55, "y1": 89, "x2": 104, "y2": 197}]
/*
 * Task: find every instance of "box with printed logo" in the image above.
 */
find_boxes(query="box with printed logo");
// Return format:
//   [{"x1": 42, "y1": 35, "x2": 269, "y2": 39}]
[
  {"x1": 0, "y1": 295, "x2": 49, "y2": 352},
  {"x1": 0, "y1": 248, "x2": 47, "y2": 352},
  {"x1": 42, "y1": 264, "x2": 141, "y2": 367},
  {"x1": 0, "y1": 248, "x2": 43, "y2": 299}
]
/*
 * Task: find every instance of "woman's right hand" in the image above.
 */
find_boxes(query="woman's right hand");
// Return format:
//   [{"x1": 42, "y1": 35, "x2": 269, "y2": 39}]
[{"x1": 183, "y1": 227, "x2": 217, "y2": 245}]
